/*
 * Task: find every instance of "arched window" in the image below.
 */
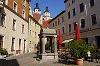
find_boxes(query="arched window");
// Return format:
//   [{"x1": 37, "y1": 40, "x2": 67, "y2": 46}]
[{"x1": 81, "y1": 19, "x2": 85, "y2": 28}]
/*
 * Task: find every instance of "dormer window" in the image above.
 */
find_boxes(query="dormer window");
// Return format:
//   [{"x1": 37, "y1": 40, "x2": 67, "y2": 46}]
[
  {"x1": 23, "y1": 0, "x2": 26, "y2": 6},
  {"x1": 4, "y1": 0, "x2": 8, "y2": 5},
  {"x1": 13, "y1": 2, "x2": 17, "y2": 12},
  {"x1": 22, "y1": 10, "x2": 25, "y2": 18}
]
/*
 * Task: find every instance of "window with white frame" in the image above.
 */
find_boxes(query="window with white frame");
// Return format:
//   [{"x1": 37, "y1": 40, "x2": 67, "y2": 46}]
[
  {"x1": 68, "y1": 3, "x2": 70, "y2": 7},
  {"x1": 22, "y1": 24, "x2": 24, "y2": 33},
  {"x1": 11, "y1": 38, "x2": 15, "y2": 51},
  {"x1": 23, "y1": 40, "x2": 26, "y2": 53},
  {"x1": 80, "y1": 3, "x2": 84, "y2": 13},
  {"x1": 22, "y1": 10, "x2": 25, "y2": 18},
  {"x1": 58, "y1": 19, "x2": 60, "y2": 25},
  {"x1": 62, "y1": 16, "x2": 64, "y2": 22},
  {"x1": 33, "y1": 22, "x2": 35, "y2": 27},
  {"x1": 4, "y1": 0, "x2": 8, "y2": 5},
  {"x1": 23, "y1": 0, "x2": 26, "y2": 6},
  {"x1": 31, "y1": 21, "x2": 33, "y2": 26},
  {"x1": 69, "y1": 24, "x2": 71, "y2": 32},
  {"x1": 13, "y1": 2, "x2": 17, "y2": 12},
  {"x1": 53, "y1": 23, "x2": 54, "y2": 27},
  {"x1": 19, "y1": 39, "x2": 21, "y2": 50},
  {"x1": 33, "y1": 31, "x2": 34, "y2": 37},
  {"x1": 73, "y1": 22, "x2": 76, "y2": 30},
  {"x1": 0, "y1": 14, "x2": 5, "y2": 26},
  {"x1": 68, "y1": 11, "x2": 70, "y2": 19},
  {"x1": 35, "y1": 32, "x2": 36, "y2": 38},
  {"x1": 30, "y1": 30, "x2": 31, "y2": 36},
  {"x1": 30, "y1": 19, "x2": 31, "y2": 25},
  {"x1": 62, "y1": 27, "x2": 64, "y2": 34},
  {"x1": 55, "y1": 21, "x2": 57, "y2": 26},
  {"x1": 12, "y1": 19, "x2": 16, "y2": 30},
  {"x1": 29, "y1": 41, "x2": 31, "y2": 47},
  {"x1": 91, "y1": 14, "x2": 97, "y2": 25},
  {"x1": 56, "y1": 30, "x2": 57, "y2": 34},
  {"x1": 0, "y1": 36, "x2": 3, "y2": 48},
  {"x1": 72, "y1": 0, "x2": 75, "y2": 4},
  {"x1": 73, "y1": 8, "x2": 76, "y2": 16},
  {"x1": 90, "y1": 0, "x2": 94, "y2": 7},
  {"x1": 0, "y1": 8, "x2": 2, "y2": 13},
  {"x1": 81, "y1": 19, "x2": 85, "y2": 28},
  {"x1": 35, "y1": 23, "x2": 36, "y2": 29}
]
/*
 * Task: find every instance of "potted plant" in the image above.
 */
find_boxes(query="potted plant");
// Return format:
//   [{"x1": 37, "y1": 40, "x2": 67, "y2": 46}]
[
  {"x1": 0, "y1": 48, "x2": 8, "y2": 58},
  {"x1": 88, "y1": 46, "x2": 97, "y2": 59},
  {"x1": 68, "y1": 39, "x2": 89, "y2": 66}
]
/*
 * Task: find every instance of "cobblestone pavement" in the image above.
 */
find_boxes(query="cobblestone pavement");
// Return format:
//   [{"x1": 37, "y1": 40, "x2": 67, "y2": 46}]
[
  {"x1": 33, "y1": 59, "x2": 100, "y2": 66},
  {"x1": 0, "y1": 52, "x2": 100, "y2": 66}
]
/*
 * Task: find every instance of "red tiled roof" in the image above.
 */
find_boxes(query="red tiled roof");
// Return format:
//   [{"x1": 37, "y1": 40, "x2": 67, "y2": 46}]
[
  {"x1": 42, "y1": 19, "x2": 53, "y2": 28},
  {"x1": 33, "y1": 13, "x2": 41, "y2": 21}
]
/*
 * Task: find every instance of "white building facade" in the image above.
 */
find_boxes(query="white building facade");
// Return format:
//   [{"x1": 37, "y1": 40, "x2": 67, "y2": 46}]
[
  {"x1": 50, "y1": 0, "x2": 100, "y2": 47},
  {"x1": 0, "y1": 2, "x2": 28, "y2": 55},
  {"x1": 64, "y1": 0, "x2": 100, "y2": 46}
]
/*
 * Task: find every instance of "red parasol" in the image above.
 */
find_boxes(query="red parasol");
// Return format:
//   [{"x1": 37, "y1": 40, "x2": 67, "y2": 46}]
[
  {"x1": 59, "y1": 30, "x2": 62, "y2": 49},
  {"x1": 59, "y1": 45, "x2": 62, "y2": 49},
  {"x1": 76, "y1": 23, "x2": 80, "y2": 40}
]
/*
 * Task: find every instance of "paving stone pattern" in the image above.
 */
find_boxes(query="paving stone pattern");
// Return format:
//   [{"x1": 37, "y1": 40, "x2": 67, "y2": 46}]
[
  {"x1": 0, "y1": 52, "x2": 100, "y2": 66},
  {"x1": 33, "y1": 59, "x2": 100, "y2": 66}
]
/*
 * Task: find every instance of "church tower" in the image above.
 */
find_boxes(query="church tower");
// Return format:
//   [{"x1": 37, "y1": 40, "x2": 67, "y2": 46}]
[
  {"x1": 43, "y1": 6, "x2": 52, "y2": 21},
  {"x1": 34, "y1": 3, "x2": 41, "y2": 14}
]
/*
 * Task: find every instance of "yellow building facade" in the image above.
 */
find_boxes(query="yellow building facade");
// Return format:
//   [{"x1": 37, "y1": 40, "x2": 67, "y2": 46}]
[{"x1": 28, "y1": 5, "x2": 41, "y2": 52}]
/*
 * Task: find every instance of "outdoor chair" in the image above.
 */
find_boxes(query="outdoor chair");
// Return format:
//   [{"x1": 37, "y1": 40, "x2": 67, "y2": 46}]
[
  {"x1": 96, "y1": 49, "x2": 100, "y2": 63},
  {"x1": 85, "y1": 51, "x2": 93, "y2": 62}
]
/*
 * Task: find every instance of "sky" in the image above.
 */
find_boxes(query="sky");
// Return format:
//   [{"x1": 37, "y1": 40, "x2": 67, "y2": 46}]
[{"x1": 30, "y1": 0, "x2": 65, "y2": 18}]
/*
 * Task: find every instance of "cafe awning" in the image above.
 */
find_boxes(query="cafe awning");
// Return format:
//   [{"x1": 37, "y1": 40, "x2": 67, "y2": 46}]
[{"x1": 62, "y1": 39, "x2": 73, "y2": 43}]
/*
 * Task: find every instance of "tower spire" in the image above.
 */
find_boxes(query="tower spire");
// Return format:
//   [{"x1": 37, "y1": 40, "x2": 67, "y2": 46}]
[
  {"x1": 44, "y1": 6, "x2": 49, "y2": 13},
  {"x1": 46, "y1": 6, "x2": 49, "y2": 12},
  {"x1": 34, "y1": 3, "x2": 41, "y2": 14},
  {"x1": 43, "y1": 6, "x2": 52, "y2": 21},
  {"x1": 36, "y1": 3, "x2": 39, "y2": 8}
]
